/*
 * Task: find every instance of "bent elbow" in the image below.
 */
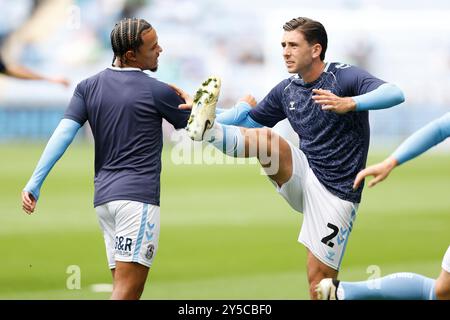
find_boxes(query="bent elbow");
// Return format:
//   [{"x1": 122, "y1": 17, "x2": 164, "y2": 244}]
[
  {"x1": 387, "y1": 83, "x2": 405, "y2": 105},
  {"x1": 396, "y1": 89, "x2": 406, "y2": 105}
]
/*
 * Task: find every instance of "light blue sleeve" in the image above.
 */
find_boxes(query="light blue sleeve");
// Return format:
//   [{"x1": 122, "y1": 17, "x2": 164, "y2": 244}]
[
  {"x1": 354, "y1": 83, "x2": 405, "y2": 111},
  {"x1": 392, "y1": 112, "x2": 450, "y2": 165},
  {"x1": 23, "y1": 119, "x2": 82, "y2": 200},
  {"x1": 216, "y1": 102, "x2": 263, "y2": 128},
  {"x1": 216, "y1": 108, "x2": 226, "y2": 115}
]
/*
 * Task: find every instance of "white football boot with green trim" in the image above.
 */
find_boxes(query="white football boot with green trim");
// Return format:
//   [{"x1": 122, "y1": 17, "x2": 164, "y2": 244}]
[{"x1": 186, "y1": 76, "x2": 221, "y2": 141}]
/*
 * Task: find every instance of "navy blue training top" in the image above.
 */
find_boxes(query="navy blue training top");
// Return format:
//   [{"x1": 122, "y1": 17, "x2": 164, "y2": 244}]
[
  {"x1": 64, "y1": 67, "x2": 190, "y2": 207},
  {"x1": 249, "y1": 62, "x2": 385, "y2": 203}
]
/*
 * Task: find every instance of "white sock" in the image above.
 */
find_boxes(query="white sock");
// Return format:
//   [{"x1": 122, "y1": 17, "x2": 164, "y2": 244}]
[{"x1": 336, "y1": 284, "x2": 345, "y2": 300}]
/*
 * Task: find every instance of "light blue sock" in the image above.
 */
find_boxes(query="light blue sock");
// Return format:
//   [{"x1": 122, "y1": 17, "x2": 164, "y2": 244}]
[
  {"x1": 339, "y1": 273, "x2": 436, "y2": 300},
  {"x1": 203, "y1": 122, "x2": 245, "y2": 157}
]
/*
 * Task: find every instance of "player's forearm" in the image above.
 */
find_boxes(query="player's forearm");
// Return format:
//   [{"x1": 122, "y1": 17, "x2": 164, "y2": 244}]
[
  {"x1": 5, "y1": 65, "x2": 47, "y2": 81},
  {"x1": 216, "y1": 102, "x2": 252, "y2": 125},
  {"x1": 391, "y1": 112, "x2": 450, "y2": 165},
  {"x1": 216, "y1": 102, "x2": 263, "y2": 128},
  {"x1": 24, "y1": 119, "x2": 81, "y2": 200},
  {"x1": 354, "y1": 83, "x2": 405, "y2": 111}
]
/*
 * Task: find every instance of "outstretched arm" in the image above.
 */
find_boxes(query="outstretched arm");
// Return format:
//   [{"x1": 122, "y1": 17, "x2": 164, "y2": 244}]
[
  {"x1": 22, "y1": 119, "x2": 81, "y2": 214},
  {"x1": 391, "y1": 112, "x2": 450, "y2": 164},
  {"x1": 354, "y1": 112, "x2": 450, "y2": 189},
  {"x1": 313, "y1": 83, "x2": 405, "y2": 114},
  {"x1": 5, "y1": 64, "x2": 70, "y2": 87}
]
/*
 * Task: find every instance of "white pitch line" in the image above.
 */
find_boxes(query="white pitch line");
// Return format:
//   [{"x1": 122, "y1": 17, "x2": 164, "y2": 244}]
[{"x1": 90, "y1": 283, "x2": 113, "y2": 293}]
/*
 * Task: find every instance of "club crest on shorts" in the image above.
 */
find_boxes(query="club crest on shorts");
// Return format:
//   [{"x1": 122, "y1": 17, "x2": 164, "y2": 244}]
[{"x1": 145, "y1": 244, "x2": 155, "y2": 259}]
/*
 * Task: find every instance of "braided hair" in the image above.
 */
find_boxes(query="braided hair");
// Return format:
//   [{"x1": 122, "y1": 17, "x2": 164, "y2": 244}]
[{"x1": 110, "y1": 18, "x2": 152, "y2": 66}]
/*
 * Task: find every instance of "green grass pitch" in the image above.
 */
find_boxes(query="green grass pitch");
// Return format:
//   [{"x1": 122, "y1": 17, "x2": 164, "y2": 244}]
[{"x1": 0, "y1": 142, "x2": 449, "y2": 299}]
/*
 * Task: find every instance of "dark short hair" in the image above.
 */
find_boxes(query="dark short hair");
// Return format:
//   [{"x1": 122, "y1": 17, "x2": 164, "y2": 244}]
[
  {"x1": 110, "y1": 18, "x2": 152, "y2": 66},
  {"x1": 283, "y1": 17, "x2": 328, "y2": 61}
]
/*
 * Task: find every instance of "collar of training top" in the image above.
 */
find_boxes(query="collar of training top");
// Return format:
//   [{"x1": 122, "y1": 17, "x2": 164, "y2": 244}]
[{"x1": 107, "y1": 66, "x2": 143, "y2": 72}]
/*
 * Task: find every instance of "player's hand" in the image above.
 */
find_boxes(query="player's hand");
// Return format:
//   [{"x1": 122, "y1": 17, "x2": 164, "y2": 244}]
[
  {"x1": 353, "y1": 156, "x2": 398, "y2": 190},
  {"x1": 21, "y1": 191, "x2": 37, "y2": 215},
  {"x1": 312, "y1": 89, "x2": 356, "y2": 114},
  {"x1": 48, "y1": 77, "x2": 71, "y2": 88},
  {"x1": 238, "y1": 95, "x2": 257, "y2": 107},
  {"x1": 168, "y1": 84, "x2": 193, "y2": 110}
]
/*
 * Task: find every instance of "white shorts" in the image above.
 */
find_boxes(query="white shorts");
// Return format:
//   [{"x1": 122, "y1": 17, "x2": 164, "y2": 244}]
[
  {"x1": 270, "y1": 141, "x2": 358, "y2": 271},
  {"x1": 95, "y1": 200, "x2": 160, "y2": 269},
  {"x1": 442, "y1": 246, "x2": 450, "y2": 273}
]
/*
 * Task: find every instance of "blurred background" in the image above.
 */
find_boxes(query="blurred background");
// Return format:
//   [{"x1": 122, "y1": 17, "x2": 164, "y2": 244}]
[
  {"x1": 1, "y1": 0, "x2": 450, "y2": 146},
  {"x1": 0, "y1": 0, "x2": 449, "y2": 299}
]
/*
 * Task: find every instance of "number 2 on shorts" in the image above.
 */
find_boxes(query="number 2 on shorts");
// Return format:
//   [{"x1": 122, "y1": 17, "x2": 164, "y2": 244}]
[{"x1": 321, "y1": 223, "x2": 339, "y2": 248}]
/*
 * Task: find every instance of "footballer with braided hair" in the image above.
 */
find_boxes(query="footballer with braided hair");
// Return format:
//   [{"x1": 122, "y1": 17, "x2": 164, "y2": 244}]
[{"x1": 21, "y1": 18, "x2": 191, "y2": 299}]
